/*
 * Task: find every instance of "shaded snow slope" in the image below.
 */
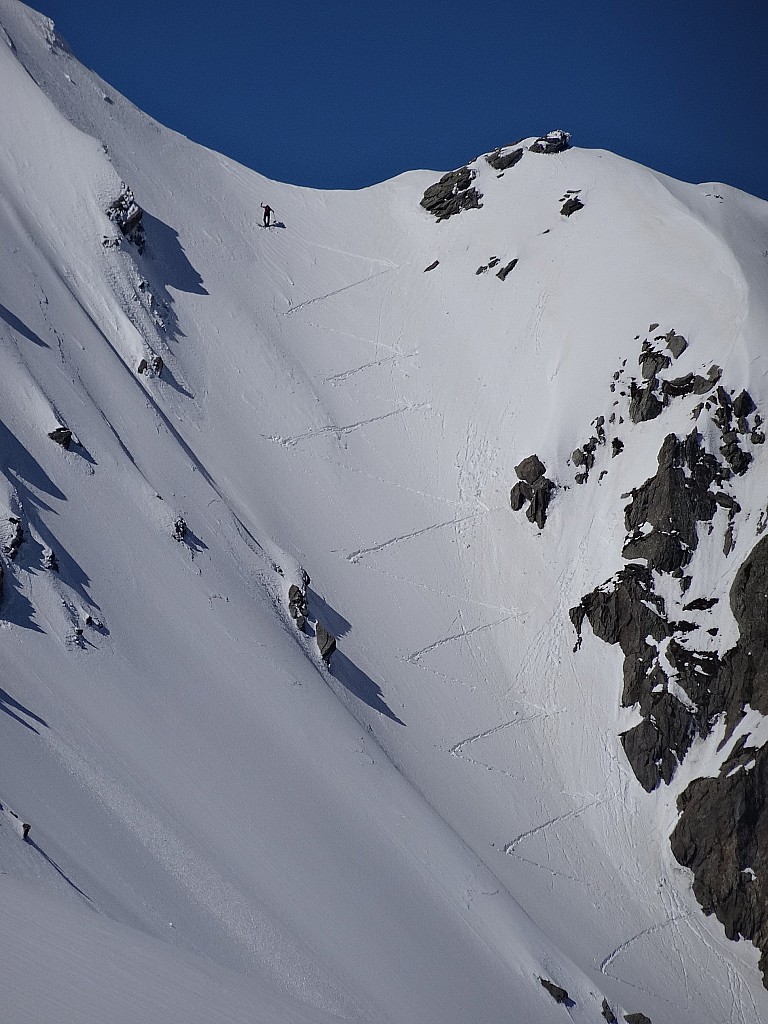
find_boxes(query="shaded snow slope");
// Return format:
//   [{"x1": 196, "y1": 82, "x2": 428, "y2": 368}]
[{"x1": 2, "y1": 2, "x2": 768, "y2": 1021}]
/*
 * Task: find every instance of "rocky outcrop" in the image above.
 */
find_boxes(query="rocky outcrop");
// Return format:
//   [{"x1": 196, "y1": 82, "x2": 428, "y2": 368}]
[
  {"x1": 672, "y1": 736, "x2": 768, "y2": 982},
  {"x1": 420, "y1": 167, "x2": 483, "y2": 221},
  {"x1": 539, "y1": 978, "x2": 570, "y2": 1004},
  {"x1": 560, "y1": 196, "x2": 584, "y2": 217},
  {"x1": 496, "y1": 259, "x2": 518, "y2": 281},
  {"x1": 624, "y1": 1015, "x2": 652, "y2": 1024},
  {"x1": 487, "y1": 146, "x2": 524, "y2": 169},
  {"x1": 316, "y1": 622, "x2": 336, "y2": 664},
  {"x1": 486, "y1": 146, "x2": 524, "y2": 171},
  {"x1": 601, "y1": 999, "x2": 618, "y2": 1023},
  {"x1": 48, "y1": 426, "x2": 72, "y2": 449},
  {"x1": 510, "y1": 455, "x2": 554, "y2": 529},
  {"x1": 172, "y1": 517, "x2": 187, "y2": 542},
  {"x1": 4, "y1": 517, "x2": 23, "y2": 561},
  {"x1": 288, "y1": 582, "x2": 309, "y2": 631},
  {"x1": 107, "y1": 185, "x2": 145, "y2": 252},
  {"x1": 621, "y1": 431, "x2": 721, "y2": 573},
  {"x1": 529, "y1": 130, "x2": 570, "y2": 154},
  {"x1": 423, "y1": 260, "x2": 439, "y2": 272}
]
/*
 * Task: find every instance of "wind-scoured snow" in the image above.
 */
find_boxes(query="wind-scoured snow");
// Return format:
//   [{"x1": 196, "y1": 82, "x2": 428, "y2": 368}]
[{"x1": 2, "y1": 2, "x2": 768, "y2": 1021}]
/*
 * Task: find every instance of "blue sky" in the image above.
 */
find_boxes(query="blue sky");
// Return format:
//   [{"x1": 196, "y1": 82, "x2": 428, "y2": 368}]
[{"x1": 38, "y1": 0, "x2": 768, "y2": 200}]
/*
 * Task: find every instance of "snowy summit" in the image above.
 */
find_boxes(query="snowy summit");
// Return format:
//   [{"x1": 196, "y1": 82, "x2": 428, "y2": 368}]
[{"x1": 1, "y1": 3, "x2": 768, "y2": 1022}]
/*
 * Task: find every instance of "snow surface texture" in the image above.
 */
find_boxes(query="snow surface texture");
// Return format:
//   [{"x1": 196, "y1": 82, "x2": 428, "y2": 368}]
[{"x1": 1, "y1": 2, "x2": 768, "y2": 1021}]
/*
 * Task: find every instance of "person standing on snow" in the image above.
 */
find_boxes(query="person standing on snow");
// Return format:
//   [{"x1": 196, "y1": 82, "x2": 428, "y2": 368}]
[{"x1": 261, "y1": 203, "x2": 273, "y2": 227}]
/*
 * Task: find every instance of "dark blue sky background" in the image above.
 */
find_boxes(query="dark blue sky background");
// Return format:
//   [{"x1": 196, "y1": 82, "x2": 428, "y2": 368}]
[{"x1": 38, "y1": 0, "x2": 768, "y2": 199}]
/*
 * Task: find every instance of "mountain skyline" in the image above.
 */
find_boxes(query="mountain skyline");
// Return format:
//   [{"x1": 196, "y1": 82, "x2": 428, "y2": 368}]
[{"x1": 36, "y1": 0, "x2": 768, "y2": 201}]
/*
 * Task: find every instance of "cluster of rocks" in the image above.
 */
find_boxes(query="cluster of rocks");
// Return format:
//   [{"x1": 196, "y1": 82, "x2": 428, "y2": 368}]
[
  {"x1": 286, "y1": 576, "x2": 337, "y2": 665},
  {"x1": 485, "y1": 146, "x2": 524, "y2": 172},
  {"x1": 137, "y1": 355, "x2": 164, "y2": 377},
  {"x1": 106, "y1": 185, "x2": 145, "y2": 252},
  {"x1": 510, "y1": 454, "x2": 554, "y2": 529},
  {"x1": 618, "y1": 327, "x2": 729, "y2": 426},
  {"x1": 476, "y1": 256, "x2": 501, "y2": 275},
  {"x1": 706, "y1": 385, "x2": 762, "y2": 477},
  {"x1": 477, "y1": 256, "x2": 518, "y2": 282},
  {"x1": 538, "y1": 978, "x2": 649, "y2": 1021},
  {"x1": 572, "y1": 416, "x2": 608, "y2": 484},
  {"x1": 529, "y1": 129, "x2": 571, "y2": 154},
  {"x1": 420, "y1": 166, "x2": 483, "y2": 221},
  {"x1": 172, "y1": 517, "x2": 187, "y2": 543}
]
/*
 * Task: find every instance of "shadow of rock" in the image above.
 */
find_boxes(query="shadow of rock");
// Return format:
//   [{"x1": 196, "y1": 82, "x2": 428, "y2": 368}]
[
  {"x1": 307, "y1": 589, "x2": 351, "y2": 638},
  {"x1": 3, "y1": 570, "x2": 44, "y2": 633},
  {"x1": 159, "y1": 364, "x2": 193, "y2": 399},
  {"x1": 27, "y1": 838, "x2": 92, "y2": 902},
  {"x1": 0, "y1": 303, "x2": 48, "y2": 347},
  {"x1": 330, "y1": 651, "x2": 405, "y2": 726},
  {"x1": 0, "y1": 684, "x2": 47, "y2": 733},
  {"x1": 140, "y1": 212, "x2": 208, "y2": 343},
  {"x1": 184, "y1": 528, "x2": 208, "y2": 554},
  {"x1": 0, "y1": 418, "x2": 96, "y2": 608}
]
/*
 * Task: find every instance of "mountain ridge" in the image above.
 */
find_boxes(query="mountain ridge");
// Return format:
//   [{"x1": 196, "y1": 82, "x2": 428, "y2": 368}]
[{"x1": 3, "y1": 2, "x2": 768, "y2": 1021}]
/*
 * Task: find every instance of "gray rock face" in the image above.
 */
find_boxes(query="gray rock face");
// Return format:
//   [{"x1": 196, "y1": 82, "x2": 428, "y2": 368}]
[
  {"x1": 624, "y1": 1015, "x2": 652, "y2": 1024},
  {"x1": 529, "y1": 129, "x2": 571, "y2": 154},
  {"x1": 672, "y1": 736, "x2": 768, "y2": 982},
  {"x1": 485, "y1": 147, "x2": 524, "y2": 171},
  {"x1": 572, "y1": 350, "x2": 768, "y2": 985},
  {"x1": 316, "y1": 622, "x2": 336, "y2": 664},
  {"x1": 48, "y1": 426, "x2": 72, "y2": 449},
  {"x1": 172, "y1": 517, "x2": 187, "y2": 542},
  {"x1": 420, "y1": 167, "x2": 483, "y2": 221}
]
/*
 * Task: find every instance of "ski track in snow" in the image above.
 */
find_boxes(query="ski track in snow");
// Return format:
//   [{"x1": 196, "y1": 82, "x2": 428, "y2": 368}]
[
  {"x1": 264, "y1": 402, "x2": 430, "y2": 448},
  {"x1": 282, "y1": 264, "x2": 399, "y2": 315},
  {"x1": 324, "y1": 351, "x2": 418, "y2": 384},
  {"x1": 347, "y1": 510, "x2": 487, "y2": 564}
]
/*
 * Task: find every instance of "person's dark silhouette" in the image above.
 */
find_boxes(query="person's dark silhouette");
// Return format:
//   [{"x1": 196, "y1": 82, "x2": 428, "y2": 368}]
[{"x1": 261, "y1": 203, "x2": 273, "y2": 227}]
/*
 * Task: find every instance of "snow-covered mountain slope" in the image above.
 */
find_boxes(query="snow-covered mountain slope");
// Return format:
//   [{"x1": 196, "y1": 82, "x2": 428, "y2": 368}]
[{"x1": 2, "y1": 2, "x2": 768, "y2": 1021}]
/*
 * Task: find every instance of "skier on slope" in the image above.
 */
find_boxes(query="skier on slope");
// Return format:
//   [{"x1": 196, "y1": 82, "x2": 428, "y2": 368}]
[{"x1": 261, "y1": 203, "x2": 273, "y2": 227}]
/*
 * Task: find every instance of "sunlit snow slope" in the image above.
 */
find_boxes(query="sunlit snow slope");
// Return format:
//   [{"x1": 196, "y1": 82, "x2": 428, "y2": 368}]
[{"x1": 2, "y1": 3, "x2": 768, "y2": 1022}]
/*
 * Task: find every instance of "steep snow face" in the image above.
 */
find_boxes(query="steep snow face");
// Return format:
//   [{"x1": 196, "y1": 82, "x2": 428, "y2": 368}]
[{"x1": 3, "y1": 2, "x2": 768, "y2": 1022}]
